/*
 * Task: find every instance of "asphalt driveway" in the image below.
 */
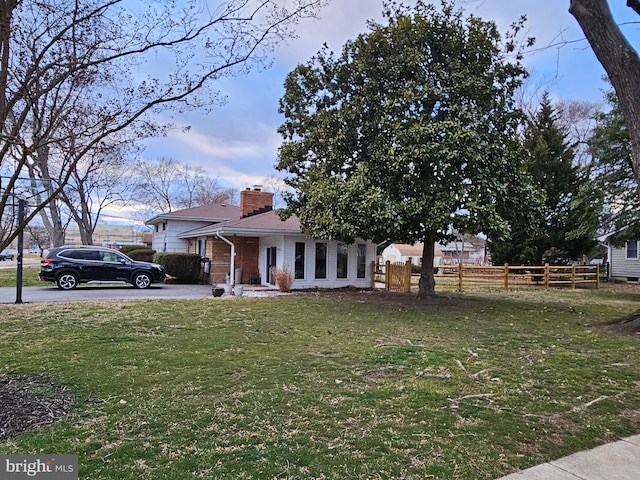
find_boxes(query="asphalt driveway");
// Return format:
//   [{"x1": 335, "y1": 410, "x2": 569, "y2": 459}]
[{"x1": 0, "y1": 283, "x2": 221, "y2": 304}]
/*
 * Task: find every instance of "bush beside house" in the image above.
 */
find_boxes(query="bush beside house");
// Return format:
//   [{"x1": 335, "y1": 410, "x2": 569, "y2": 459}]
[
  {"x1": 120, "y1": 246, "x2": 156, "y2": 262},
  {"x1": 154, "y1": 253, "x2": 202, "y2": 283}
]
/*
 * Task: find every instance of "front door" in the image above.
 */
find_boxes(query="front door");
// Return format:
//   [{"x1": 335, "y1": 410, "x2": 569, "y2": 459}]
[{"x1": 266, "y1": 247, "x2": 277, "y2": 284}]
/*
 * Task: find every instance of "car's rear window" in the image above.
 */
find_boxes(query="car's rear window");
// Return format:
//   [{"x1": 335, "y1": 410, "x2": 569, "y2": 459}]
[{"x1": 100, "y1": 251, "x2": 123, "y2": 262}]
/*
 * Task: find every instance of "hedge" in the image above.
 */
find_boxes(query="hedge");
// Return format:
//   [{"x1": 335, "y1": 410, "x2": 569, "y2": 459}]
[
  {"x1": 154, "y1": 252, "x2": 202, "y2": 282},
  {"x1": 125, "y1": 248, "x2": 156, "y2": 263}
]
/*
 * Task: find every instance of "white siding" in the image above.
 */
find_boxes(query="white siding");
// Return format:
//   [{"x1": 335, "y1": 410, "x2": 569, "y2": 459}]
[
  {"x1": 258, "y1": 235, "x2": 286, "y2": 284},
  {"x1": 151, "y1": 220, "x2": 209, "y2": 253},
  {"x1": 259, "y1": 235, "x2": 375, "y2": 289},
  {"x1": 610, "y1": 244, "x2": 640, "y2": 280},
  {"x1": 381, "y1": 245, "x2": 402, "y2": 263}
]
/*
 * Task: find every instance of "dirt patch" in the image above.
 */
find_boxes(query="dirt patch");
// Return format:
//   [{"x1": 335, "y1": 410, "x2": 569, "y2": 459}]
[
  {"x1": 309, "y1": 286, "x2": 640, "y2": 336},
  {"x1": 301, "y1": 288, "x2": 485, "y2": 310},
  {"x1": 597, "y1": 284, "x2": 640, "y2": 336},
  {"x1": 0, "y1": 374, "x2": 75, "y2": 441},
  {"x1": 599, "y1": 310, "x2": 640, "y2": 336}
]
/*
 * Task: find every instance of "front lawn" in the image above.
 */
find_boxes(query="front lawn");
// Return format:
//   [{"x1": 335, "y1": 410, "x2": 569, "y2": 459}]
[
  {"x1": 0, "y1": 265, "x2": 41, "y2": 287},
  {"x1": 0, "y1": 289, "x2": 639, "y2": 479}
]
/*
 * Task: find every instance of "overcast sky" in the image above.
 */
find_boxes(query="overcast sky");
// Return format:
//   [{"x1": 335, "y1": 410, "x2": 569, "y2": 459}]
[{"x1": 141, "y1": 0, "x2": 639, "y2": 193}]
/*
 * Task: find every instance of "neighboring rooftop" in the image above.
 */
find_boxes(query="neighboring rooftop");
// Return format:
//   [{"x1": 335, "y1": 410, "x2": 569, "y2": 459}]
[
  {"x1": 145, "y1": 203, "x2": 240, "y2": 225},
  {"x1": 388, "y1": 243, "x2": 443, "y2": 257}
]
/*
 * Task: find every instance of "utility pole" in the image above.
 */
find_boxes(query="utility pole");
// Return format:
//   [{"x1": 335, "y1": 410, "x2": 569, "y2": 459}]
[{"x1": 15, "y1": 198, "x2": 26, "y2": 304}]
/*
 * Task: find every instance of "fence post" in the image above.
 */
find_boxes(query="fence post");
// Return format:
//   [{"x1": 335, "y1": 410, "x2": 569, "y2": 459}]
[
  {"x1": 385, "y1": 261, "x2": 391, "y2": 291},
  {"x1": 371, "y1": 261, "x2": 376, "y2": 289},
  {"x1": 458, "y1": 262, "x2": 463, "y2": 292},
  {"x1": 544, "y1": 263, "x2": 550, "y2": 289},
  {"x1": 504, "y1": 263, "x2": 509, "y2": 291},
  {"x1": 572, "y1": 264, "x2": 576, "y2": 289},
  {"x1": 404, "y1": 260, "x2": 412, "y2": 293},
  {"x1": 596, "y1": 263, "x2": 600, "y2": 289}
]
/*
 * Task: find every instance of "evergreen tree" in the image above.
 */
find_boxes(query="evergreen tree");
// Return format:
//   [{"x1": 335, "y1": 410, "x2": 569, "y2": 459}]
[
  {"x1": 489, "y1": 94, "x2": 599, "y2": 265},
  {"x1": 588, "y1": 90, "x2": 638, "y2": 244}
]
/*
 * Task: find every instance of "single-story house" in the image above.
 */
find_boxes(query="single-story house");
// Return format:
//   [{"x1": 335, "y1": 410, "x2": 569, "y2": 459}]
[
  {"x1": 150, "y1": 187, "x2": 377, "y2": 289},
  {"x1": 601, "y1": 235, "x2": 640, "y2": 282}
]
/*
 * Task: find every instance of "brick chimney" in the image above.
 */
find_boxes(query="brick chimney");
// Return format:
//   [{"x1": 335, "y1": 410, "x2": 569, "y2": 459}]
[{"x1": 240, "y1": 186, "x2": 274, "y2": 217}]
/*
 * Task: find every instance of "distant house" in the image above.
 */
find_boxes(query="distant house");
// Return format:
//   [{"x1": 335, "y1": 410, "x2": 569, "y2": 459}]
[
  {"x1": 436, "y1": 241, "x2": 485, "y2": 265},
  {"x1": 381, "y1": 241, "x2": 485, "y2": 267},
  {"x1": 601, "y1": 235, "x2": 640, "y2": 282},
  {"x1": 146, "y1": 187, "x2": 376, "y2": 288},
  {"x1": 381, "y1": 243, "x2": 443, "y2": 266}
]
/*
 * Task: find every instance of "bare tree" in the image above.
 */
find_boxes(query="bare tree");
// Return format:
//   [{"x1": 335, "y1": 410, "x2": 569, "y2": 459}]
[
  {"x1": 262, "y1": 174, "x2": 288, "y2": 209},
  {"x1": 134, "y1": 157, "x2": 183, "y2": 214},
  {"x1": 60, "y1": 140, "x2": 137, "y2": 245},
  {"x1": 133, "y1": 157, "x2": 236, "y2": 216},
  {"x1": 556, "y1": 98, "x2": 602, "y2": 167},
  {"x1": 0, "y1": 0, "x2": 327, "y2": 251},
  {"x1": 26, "y1": 223, "x2": 49, "y2": 256},
  {"x1": 190, "y1": 177, "x2": 237, "y2": 207}
]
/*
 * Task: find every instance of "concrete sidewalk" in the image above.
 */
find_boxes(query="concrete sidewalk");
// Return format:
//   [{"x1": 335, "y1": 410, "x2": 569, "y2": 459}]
[{"x1": 497, "y1": 434, "x2": 640, "y2": 479}]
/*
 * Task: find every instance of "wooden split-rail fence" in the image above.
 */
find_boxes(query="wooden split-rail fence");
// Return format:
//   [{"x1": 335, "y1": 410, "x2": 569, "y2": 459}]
[{"x1": 377, "y1": 261, "x2": 601, "y2": 293}]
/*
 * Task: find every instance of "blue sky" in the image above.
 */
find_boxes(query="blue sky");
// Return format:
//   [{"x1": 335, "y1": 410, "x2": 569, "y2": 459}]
[{"x1": 142, "y1": 0, "x2": 639, "y2": 192}]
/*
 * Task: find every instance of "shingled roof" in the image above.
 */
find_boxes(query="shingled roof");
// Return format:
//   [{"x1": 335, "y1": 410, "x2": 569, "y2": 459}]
[{"x1": 178, "y1": 210, "x2": 302, "y2": 238}]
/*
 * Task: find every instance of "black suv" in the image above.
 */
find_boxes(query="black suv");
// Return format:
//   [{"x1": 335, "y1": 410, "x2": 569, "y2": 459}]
[{"x1": 39, "y1": 246, "x2": 166, "y2": 290}]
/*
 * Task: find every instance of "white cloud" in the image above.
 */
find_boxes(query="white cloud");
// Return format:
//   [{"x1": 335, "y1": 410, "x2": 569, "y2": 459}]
[{"x1": 145, "y1": 0, "x2": 639, "y2": 195}]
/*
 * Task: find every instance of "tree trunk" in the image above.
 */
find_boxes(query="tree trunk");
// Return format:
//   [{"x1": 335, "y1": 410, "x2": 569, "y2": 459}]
[
  {"x1": 569, "y1": 0, "x2": 640, "y2": 193},
  {"x1": 418, "y1": 231, "x2": 437, "y2": 299}
]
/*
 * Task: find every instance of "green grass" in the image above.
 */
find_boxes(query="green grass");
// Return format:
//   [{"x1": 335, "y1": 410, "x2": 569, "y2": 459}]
[
  {"x1": 0, "y1": 265, "x2": 41, "y2": 287},
  {"x1": 1, "y1": 289, "x2": 639, "y2": 479}
]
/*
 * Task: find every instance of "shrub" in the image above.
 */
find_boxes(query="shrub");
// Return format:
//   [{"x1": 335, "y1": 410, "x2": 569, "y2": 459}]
[
  {"x1": 271, "y1": 267, "x2": 294, "y2": 292},
  {"x1": 125, "y1": 248, "x2": 156, "y2": 262},
  {"x1": 119, "y1": 245, "x2": 148, "y2": 255},
  {"x1": 154, "y1": 253, "x2": 202, "y2": 282}
]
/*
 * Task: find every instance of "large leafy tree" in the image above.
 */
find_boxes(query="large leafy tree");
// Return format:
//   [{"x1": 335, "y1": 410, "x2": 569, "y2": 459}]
[
  {"x1": 276, "y1": 0, "x2": 537, "y2": 298},
  {"x1": 489, "y1": 94, "x2": 600, "y2": 265}
]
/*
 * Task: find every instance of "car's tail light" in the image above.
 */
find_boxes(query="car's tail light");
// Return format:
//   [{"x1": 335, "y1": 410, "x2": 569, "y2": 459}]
[{"x1": 40, "y1": 258, "x2": 52, "y2": 265}]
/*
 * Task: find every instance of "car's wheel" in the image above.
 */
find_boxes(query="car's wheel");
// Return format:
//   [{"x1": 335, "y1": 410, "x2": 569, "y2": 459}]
[
  {"x1": 133, "y1": 272, "x2": 152, "y2": 289},
  {"x1": 56, "y1": 272, "x2": 79, "y2": 290}
]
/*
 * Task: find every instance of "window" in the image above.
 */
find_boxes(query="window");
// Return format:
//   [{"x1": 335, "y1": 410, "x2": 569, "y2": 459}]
[
  {"x1": 155, "y1": 224, "x2": 159, "y2": 233},
  {"x1": 626, "y1": 240, "x2": 638, "y2": 259},
  {"x1": 357, "y1": 244, "x2": 367, "y2": 278},
  {"x1": 337, "y1": 243, "x2": 348, "y2": 279},
  {"x1": 315, "y1": 243, "x2": 327, "y2": 279},
  {"x1": 295, "y1": 242, "x2": 305, "y2": 279},
  {"x1": 197, "y1": 239, "x2": 206, "y2": 257},
  {"x1": 100, "y1": 250, "x2": 123, "y2": 262}
]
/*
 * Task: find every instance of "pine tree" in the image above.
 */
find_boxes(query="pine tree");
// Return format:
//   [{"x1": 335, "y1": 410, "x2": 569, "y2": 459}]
[{"x1": 489, "y1": 94, "x2": 599, "y2": 265}]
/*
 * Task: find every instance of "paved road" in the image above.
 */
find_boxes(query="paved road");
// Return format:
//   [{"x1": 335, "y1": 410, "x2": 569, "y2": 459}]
[{"x1": 0, "y1": 283, "x2": 220, "y2": 304}]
